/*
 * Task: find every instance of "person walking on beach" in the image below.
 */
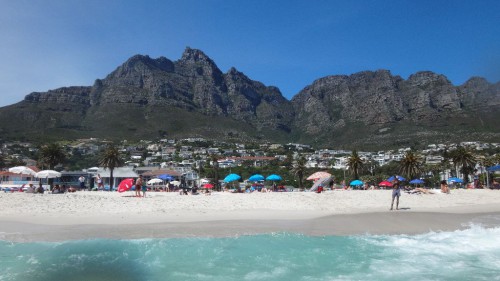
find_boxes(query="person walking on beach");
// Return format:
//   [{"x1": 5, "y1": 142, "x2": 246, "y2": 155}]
[
  {"x1": 390, "y1": 178, "x2": 401, "y2": 210},
  {"x1": 135, "y1": 175, "x2": 143, "y2": 197}
]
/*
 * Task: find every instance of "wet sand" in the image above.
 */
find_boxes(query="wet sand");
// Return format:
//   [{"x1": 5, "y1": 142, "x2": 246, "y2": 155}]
[{"x1": 2, "y1": 190, "x2": 500, "y2": 242}]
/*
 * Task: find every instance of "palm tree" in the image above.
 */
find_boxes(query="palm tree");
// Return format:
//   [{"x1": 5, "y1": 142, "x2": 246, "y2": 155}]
[
  {"x1": 99, "y1": 144, "x2": 124, "y2": 190},
  {"x1": 399, "y1": 151, "x2": 422, "y2": 179},
  {"x1": 291, "y1": 155, "x2": 307, "y2": 189},
  {"x1": 39, "y1": 143, "x2": 66, "y2": 169},
  {"x1": 449, "y1": 146, "x2": 476, "y2": 184},
  {"x1": 347, "y1": 150, "x2": 363, "y2": 180}
]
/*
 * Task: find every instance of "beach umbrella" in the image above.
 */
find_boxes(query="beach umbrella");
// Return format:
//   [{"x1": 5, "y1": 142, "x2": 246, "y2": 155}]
[
  {"x1": 350, "y1": 179, "x2": 364, "y2": 186},
  {"x1": 170, "y1": 180, "x2": 181, "y2": 186},
  {"x1": 35, "y1": 170, "x2": 61, "y2": 178},
  {"x1": 266, "y1": 174, "x2": 282, "y2": 181},
  {"x1": 487, "y1": 165, "x2": 500, "y2": 171},
  {"x1": 224, "y1": 173, "x2": 241, "y2": 182},
  {"x1": 307, "y1": 171, "x2": 332, "y2": 181},
  {"x1": 147, "y1": 178, "x2": 163, "y2": 185},
  {"x1": 378, "y1": 181, "x2": 393, "y2": 187},
  {"x1": 9, "y1": 166, "x2": 37, "y2": 176},
  {"x1": 387, "y1": 175, "x2": 406, "y2": 182},
  {"x1": 203, "y1": 183, "x2": 214, "y2": 189},
  {"x1": 448, "y1": 177, "x2": 463, "y2": 183},
  {"x1": 158, "y1": 174, "x2": 174, "y2": 181},
  {"x1": 118, "y1": 178, "x2": 135, "y2": 192},
  {"x1": 409, "y1": 179, "x2": 424, "y2": 184},
  {"x1": 248, "y1": 174, "x2": 265, "y2": 182}
]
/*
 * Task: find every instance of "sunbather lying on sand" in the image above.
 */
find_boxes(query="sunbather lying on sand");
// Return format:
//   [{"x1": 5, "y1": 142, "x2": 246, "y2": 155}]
[{"x1": 406, "y1": 187, "x2": 434, "y2": 194}]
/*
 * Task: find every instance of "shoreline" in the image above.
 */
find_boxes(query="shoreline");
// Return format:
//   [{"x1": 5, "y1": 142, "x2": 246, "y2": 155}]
[
  {"x1": 2, "y1": 190, "x2": 500, "y2": 242},
  {"x1": 2, "y1": 209, "x2": 500, "y2": 242}
]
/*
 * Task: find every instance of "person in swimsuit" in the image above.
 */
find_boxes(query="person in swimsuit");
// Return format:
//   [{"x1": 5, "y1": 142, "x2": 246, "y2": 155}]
[
  {"x1": 390, "y1": 178, "x2": 401, "y2": 210},
  {"x1": 135, "y1": 175, "x2": 143, "y2": 197}
]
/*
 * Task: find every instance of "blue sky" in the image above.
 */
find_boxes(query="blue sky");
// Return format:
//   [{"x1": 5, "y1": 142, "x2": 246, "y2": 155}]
[{"x1": 1, "y1": 0, "x2": 499, "y2": 106}]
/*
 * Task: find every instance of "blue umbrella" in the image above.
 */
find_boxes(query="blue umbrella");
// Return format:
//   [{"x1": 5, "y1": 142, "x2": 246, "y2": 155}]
[
  {"x1": 248, "y1": 174, "x2": 265, "y2": 182},
  {"x1": 409, "y1": 179, "x2": 424, "y2": 184},
  {"x1": 350, "y1": 179, "x2": 364, "y2": 186},
  {"x1": 487, "y1": 165, "x2": 500, "y2": 171},
  {"x1": 158, "y1": 174, "x2": 174, "y2": 181},
  {"x1": 448, "y1": 177, "x2": 463, "y2": 183},
  {"x1": 266, "y1": 174, "x2": 282, "y2": 181},
  {"x1": 387, "y1": 175, "x2": 406, "y2": 182},
  {"x1": 224, "y1": 173, "x2": 241, "y2": 183}
]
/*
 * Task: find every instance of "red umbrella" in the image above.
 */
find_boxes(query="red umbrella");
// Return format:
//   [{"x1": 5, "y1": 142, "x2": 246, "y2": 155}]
[
  {"x1": 203, "y1": 183, "x2": 214, "y2": 189},
  {"x1": 118, "y1": 178, "x2": 135, "y2": 193},
  {"x1": 379, "y1": 181, "x2": 393, "y2": 187}
]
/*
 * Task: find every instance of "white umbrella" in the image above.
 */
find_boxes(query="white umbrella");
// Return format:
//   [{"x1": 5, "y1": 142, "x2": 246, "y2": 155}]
[
  {"x1": 9, "y1": 166, "x2": 36, "y2": 176},
  {"x1": 306, "y1": 171, "x2": 332, "y2": 181},
  {"x1": 170, "y1": 180, "x2": 181, "y2": 186},
  {"x1": 147, "y1": 178, "x2": 163, "y2": 185},
  {"x1": 35, "y1": 170, "x2": 62, "y2": 178}
]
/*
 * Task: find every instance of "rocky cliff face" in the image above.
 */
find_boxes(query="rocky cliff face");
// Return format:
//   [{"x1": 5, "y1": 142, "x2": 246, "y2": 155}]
[
  {"x1": 1, "y1": 48, "x2": 499, "y2": 148},
  {"x1": 291, "y1": 69, "x2": 500, "y2": 147},
  {"x1": 4, "y1": 48, "x2": 294, "y2": 142}
]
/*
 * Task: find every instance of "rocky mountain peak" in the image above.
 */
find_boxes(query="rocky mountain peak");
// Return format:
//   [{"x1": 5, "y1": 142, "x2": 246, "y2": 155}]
[
  {"x1": 179, "y1": 47, "x2": 215, "y2": 65},
  {"x1": 175, "y1": 47, "x2": 223, "y2": 80},
  {"x1": 407, "y1": 71, "x2": 450, "y2": 86}
]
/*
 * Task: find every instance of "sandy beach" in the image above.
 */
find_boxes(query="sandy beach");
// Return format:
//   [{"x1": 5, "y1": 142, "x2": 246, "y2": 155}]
[{"x1": 2, "y1": 189, "x2": 500, "y2": 242}]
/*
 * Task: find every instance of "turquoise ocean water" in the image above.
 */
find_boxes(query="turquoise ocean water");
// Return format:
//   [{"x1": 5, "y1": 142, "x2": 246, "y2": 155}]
[{"x1": 1, "y1": 226, "x2": 500, "y2": 281}]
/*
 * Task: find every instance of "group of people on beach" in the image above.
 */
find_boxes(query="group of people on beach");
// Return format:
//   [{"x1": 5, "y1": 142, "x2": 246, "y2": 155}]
[{"x1": 389, "y1": 177, "x2": 452, "y2": 211}]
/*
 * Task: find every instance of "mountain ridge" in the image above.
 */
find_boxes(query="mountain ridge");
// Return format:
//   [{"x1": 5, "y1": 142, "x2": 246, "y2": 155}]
[{"x1": 0, "y1": 48, "x2": 498, "y2": 149}]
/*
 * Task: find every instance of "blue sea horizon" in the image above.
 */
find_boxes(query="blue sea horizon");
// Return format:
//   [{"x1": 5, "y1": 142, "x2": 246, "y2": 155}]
[{"x1": 1, "y1": 225, "x2": 500, "y2": 280}]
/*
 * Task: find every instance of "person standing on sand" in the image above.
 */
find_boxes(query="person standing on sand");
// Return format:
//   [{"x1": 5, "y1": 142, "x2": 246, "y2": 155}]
[
  {"x1": 97, "y1": 174, "x2": 104, "y2": 191},
  {"x1": 135, "y1": 175, "x2": 143, "y2": 197},
  {"x1": 79, "y1": 175, "x2": 86, "y2": 190},
  {"x1": 390, "y1": 178, "x2": 401, "y2": 210}
]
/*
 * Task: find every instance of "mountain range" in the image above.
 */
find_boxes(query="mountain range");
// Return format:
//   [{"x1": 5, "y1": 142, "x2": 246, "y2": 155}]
[{"x1": 0, "y1": 47, "x2": 498, "y2": 149}]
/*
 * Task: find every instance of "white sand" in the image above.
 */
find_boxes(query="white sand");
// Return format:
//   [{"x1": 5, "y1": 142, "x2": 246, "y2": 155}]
[{"x1": 2, "y1": 189, "x2": 500, "y2": 241}]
